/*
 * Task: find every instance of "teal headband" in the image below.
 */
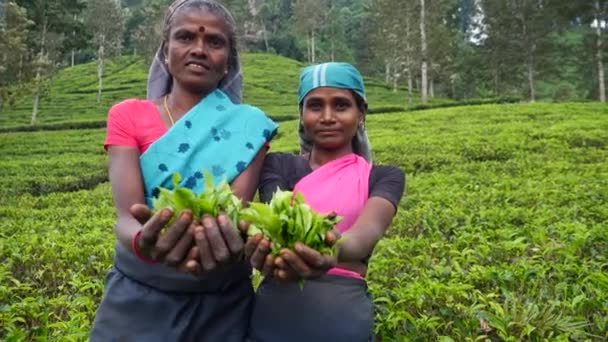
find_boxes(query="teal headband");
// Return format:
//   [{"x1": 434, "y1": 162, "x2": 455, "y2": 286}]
[{"x1": 298, "y1": 62, "x2": 367, "y2": 104}]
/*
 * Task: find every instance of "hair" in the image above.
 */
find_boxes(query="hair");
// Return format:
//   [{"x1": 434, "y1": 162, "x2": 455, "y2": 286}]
[
  {"x1": 161, "y1": 0, "x2": 238, "y2": 76},
  {"x1": 352, "y1": 91, "x2": 368, "y2": 115}
]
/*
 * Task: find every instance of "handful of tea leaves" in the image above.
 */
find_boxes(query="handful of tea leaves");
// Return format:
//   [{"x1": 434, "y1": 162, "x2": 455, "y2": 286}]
[
  {"x1": 240, "y1": 189, "x2": 341, "y2": 256},
  {"x1": 152, "y1": 171, "x2": 241, "y2": 225}
]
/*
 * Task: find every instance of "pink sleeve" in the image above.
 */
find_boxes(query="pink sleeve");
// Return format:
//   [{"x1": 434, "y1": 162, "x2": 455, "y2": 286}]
[{"x1": 104, "y1": 100, "x2": 139, "y2": 151}]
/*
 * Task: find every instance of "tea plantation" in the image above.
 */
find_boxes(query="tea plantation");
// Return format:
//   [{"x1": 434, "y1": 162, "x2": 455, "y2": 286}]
[
  {"x1": 0, "y1": 53, "x2": 447, "y2": 131},
  {"x1": 0, "y1": 55, "x2": 606, "y2": 341}
]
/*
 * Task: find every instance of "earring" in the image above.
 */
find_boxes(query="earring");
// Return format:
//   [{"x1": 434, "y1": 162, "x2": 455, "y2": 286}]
[{"x1": 164, "y1": 58, "x2": 169, "y2": 65}]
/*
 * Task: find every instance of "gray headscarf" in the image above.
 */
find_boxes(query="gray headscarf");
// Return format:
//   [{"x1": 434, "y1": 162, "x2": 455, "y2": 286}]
[
  {"x1": 297, "y1": 62, "x2": 373, "y2": 162},
  {"x1": 146, "y1": 0, "x2": 243, "y2": 103}
]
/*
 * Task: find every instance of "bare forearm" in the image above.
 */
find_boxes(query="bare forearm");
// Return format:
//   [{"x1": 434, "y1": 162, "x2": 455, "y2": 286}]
[
  {"x1": 338, "y1": 229, "x2": 383, "y2": 262},
  {"x1": 335, "y1": 197, "x2": 396, "y2": 262},
  {"x1": 115, "y1": 215, "x2": 143, "y2": 251}
]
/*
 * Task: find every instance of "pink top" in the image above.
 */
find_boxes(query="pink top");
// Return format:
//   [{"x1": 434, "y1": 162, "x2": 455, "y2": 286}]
[
  {"x1": 104, "y1": 99, "x2": 168, "y2": 154},
  {"x1": 293, "y1": 153, "x2": 372, "y2": 280}
]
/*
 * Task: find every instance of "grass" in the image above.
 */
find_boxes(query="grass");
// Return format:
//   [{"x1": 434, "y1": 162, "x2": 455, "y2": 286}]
[
  {"x1": 0, "y1": 53, "x2": 449, "y2": 130},
  {"x1": 1, "y1": 102, "x2": 607, "y2": 340}
]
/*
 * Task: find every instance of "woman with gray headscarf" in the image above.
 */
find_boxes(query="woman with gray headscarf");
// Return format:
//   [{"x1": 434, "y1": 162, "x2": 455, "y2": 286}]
[
  {"x1": 245, "y1": 62, "x2": 405, "y2": 341},
  {"x1": 90, "y1": 1, "x2": 277, "y2": 340}
]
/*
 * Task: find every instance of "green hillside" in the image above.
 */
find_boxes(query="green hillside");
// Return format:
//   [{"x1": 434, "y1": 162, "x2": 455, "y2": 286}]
[
  {"x1": 0, "y1": 53, "x2": 450, "y2": 130},
  {"x1": 1, "y1": 102, "x2": 607, "y2": 340}
]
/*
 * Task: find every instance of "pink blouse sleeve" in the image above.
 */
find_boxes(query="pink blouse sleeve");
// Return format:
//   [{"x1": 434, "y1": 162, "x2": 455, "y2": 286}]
[{"x1": 104, "y1": 100, "x2": 139, "y2": 151}]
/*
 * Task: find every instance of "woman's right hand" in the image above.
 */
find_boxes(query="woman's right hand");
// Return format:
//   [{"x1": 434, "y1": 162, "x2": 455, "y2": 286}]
[{"x1": 130, "y1": 204, "x2": 197, "y2": 270}]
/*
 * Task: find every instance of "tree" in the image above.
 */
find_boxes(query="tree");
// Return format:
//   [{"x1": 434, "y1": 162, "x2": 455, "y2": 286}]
[
  {"x1": 130, "y1": 0, "x2": 165, "y2": 63},
  {"x1": 593, "y1": 0, "x2": 606, "y2": 102},
  {"x1": 86, "y1": 0, "x2": 125, "y2": 103},
  {"x1": 368, "y1": 0, "x2": 415, "y2": 101},
  {"x1": 0, "y1": 2, "x2": 33, "y2": 85},
  {"x1": 0, "y1": 2, "x2": 33, "y2": 112},
  {"x1": 292, "y1": 0, "x2": 325, "y2": 63},
  {"x1": 14, "y1": 0, "x2": 84, "y2": 124},
  {"x1": 420, "y1": 0, "x2": 428, "y2": 104}
]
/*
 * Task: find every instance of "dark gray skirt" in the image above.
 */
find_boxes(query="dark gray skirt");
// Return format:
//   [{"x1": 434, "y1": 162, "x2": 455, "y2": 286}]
[
  {"x1": 247, "y1": 275, "x2": 374, "y2": 342},
  {"x1": 90, "y1": 267, "x2": 253, "y2": 342},
  {"x1": 90, "y1": 243, "x2": 253, "y2": 342}
]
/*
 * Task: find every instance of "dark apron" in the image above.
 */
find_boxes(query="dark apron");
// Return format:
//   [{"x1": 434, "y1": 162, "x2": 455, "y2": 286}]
[
  {"x1": 247, "y1": 275, "x2": 374, "y2": 342},
  {"x1": 90, "y1": 243, "x2": 253, "y2": 341}
]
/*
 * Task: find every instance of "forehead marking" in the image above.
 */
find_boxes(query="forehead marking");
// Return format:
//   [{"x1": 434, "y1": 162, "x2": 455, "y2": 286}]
[{"x1": 199, "y1": 26, "x2": 205, "y2": 33}]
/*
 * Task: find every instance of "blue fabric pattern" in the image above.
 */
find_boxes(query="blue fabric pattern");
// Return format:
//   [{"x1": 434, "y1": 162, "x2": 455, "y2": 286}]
[{"x1": 140, "y1": 89, "x2": 277, "y2": 206}]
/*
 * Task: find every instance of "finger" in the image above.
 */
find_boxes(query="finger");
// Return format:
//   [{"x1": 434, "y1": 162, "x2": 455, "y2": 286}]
[
  {"x1": 178, "y1": 246, "x2": 201, "y2": 274},
  {"x1": 261, "y1": 254, "x2": 275, "y2": 277},
  {"x1": 244, "y1": 234, "x2": 263, "y2": 259},
  {"x1": 164, "y1": 222, "x2": 196, "y2": 267},
  {"x1": 273, "y1": 256, "x2": 297, "y2": 281},
  {"x1": 238, "y1": 220, "x2": 250, "y2": 234},
  {"x1": 139, "y1": 208, "x2": 173, "y2": 250},
  {"x1": 153, "y1": 210, "x2": 192, "y2": 260},
  {"x1": 250, "y1": 239, "x2": 270, "y2": 270},
  {"x1": 187, "y1": 260, "x2": 201, "y2": 275},
  {"x1": 325, "y1": 230, "x2": 340, "y2": 246},
  {"x1": 130, "y1": 203, "x2": 153, "y2": 225},
  {"x1": 274, "y1": 256, "x2": 287, "y2": 269},
  {"x1": 280, "y1": 249, "x2": 312, "y2": 278},
  {"x1": 194, "y1": 225, "x2": 217, "y2": 272},
  {"x1": 294, "y1": 242, "x2": 330, "y2": 269},
  {"x1": 202, "y1": 215, "x2": 230, "y2": 264},
  {"x1": 274, "y1": 266, "x2": 298, "y2": 282},
  {"x1": 217, "y1": 214, "x2": 244, "y2": 256},
  {"x1": 188, "y1": 244, "x2": 199, "y2": 259},
  {"x1": 179, "y1": 258, "x2": 201, "y2": 275}
]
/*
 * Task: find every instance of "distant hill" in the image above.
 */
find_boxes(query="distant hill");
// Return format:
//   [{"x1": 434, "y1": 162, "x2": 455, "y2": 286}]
[{"x1": 0, "y1": 53, "x2": 451, "y2": 130}]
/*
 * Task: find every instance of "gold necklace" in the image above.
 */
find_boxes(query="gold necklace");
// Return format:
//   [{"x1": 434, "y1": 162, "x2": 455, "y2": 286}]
[{"x1": 164, "y1": 94, "x2": 175, "y2": 126}]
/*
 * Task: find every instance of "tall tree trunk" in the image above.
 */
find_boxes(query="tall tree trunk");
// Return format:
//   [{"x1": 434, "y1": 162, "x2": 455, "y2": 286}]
[
  {"x1": 71, "y1": 29, "x2": 76, "y2": 67},
  {"x1": 429, "y1": 77, "x2": 435, "y2": 98},
  {"x1": 527, "y1": 50, "x2": 535, "y2": 102},
  {"x1": 595, "y1": 0, "x2": 606, "y2": 102},
  {"x1": 420, "y1": 0, "x2": 428, "y2": 105},
  {"x1": 97, "y1": 36, "x2": 105, "y2": 103},
  {"x1": 18, "y1": 54, "x2": 23, "y2": 83},
  {"x1": 493, "y1": 66, "x2": 499, "y2": 96},
  {"x1": 407, "y1": 68, "x2": 413, "y2": 104},
  {"x1": 306, "y1": 31, "x2": 311, "y2": 63},
  {"x1": 392, "y1": 71, "x2": 398, "y2": 92},
  {"x1": 406, "y1": 7, "x2": 413, "y2": 104},
  {"x1": 260, "y1": 17, "x2": 270, "y2": 53},
  {"x1": 330, "y1": 2, "x2": 335, "y2": 61},
  {"x1": 385, "y1": 61, "x2": 391, "y2": 85},
  {"x1": 311, "y1": 30, "x2": 316, "y2": 64},
  {"x1": 521, "y1": 8, "x2": 535, "y2": 102},
  {"x1": 32, "y1": 73, "x2": 40, "y2": 125},
  {"x1": 32, "y1": 16, "x2": 48, "y2": 126}
]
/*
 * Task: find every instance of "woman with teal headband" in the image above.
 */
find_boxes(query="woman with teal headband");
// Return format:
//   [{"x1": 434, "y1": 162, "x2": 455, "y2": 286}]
[
  {"x1": 246, "y1": 63, "x2": 405, "y2": 341},
  {"x1": 90, "y1": 0, "x2": 277, "y2": 340}
]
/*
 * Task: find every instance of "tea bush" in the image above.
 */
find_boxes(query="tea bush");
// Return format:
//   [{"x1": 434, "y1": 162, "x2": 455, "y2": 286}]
[{"x1": 0, "y1": 102, "x2": 606, "y2": 340}]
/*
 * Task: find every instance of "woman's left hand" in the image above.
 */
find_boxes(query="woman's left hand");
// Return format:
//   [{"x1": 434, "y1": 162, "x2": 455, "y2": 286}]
[{"x1": 273, "y1": 230, "x2": 340, "y2": 281}]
